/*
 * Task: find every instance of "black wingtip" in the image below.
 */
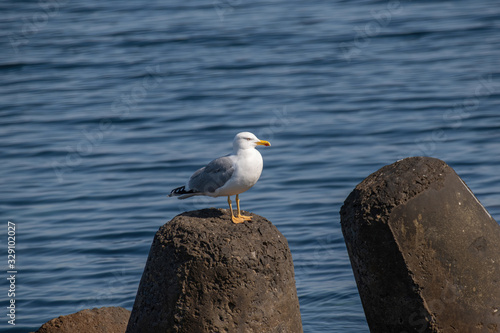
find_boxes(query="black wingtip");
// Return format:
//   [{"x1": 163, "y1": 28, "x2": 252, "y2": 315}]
[
  {"x1": 169, "y1": 186, "x2": 198, "y2": 197},
  {"x1": 169, "y1": 186, "x2": 186, "y2": 196}
]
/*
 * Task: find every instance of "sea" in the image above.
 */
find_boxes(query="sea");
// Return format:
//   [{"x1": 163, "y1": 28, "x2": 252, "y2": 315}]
[{"x1": 1, "y1": 0, "x2": 499, "y2": 332}]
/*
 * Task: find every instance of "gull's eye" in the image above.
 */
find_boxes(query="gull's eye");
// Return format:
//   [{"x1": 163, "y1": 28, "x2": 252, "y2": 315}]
[{"x1": 245, "y1": 138, "x2": 251, "y2": 141}]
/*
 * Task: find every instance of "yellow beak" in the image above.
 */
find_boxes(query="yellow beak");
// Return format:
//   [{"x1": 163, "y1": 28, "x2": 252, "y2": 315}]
[{"x1": 256, "y1": 140, "x2": 271, "y2": 147}]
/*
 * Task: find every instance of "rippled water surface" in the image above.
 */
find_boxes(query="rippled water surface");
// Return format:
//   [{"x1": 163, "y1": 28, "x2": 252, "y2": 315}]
[{"x1": 1, "y1": 0, "x2": 500, "y2": 332}]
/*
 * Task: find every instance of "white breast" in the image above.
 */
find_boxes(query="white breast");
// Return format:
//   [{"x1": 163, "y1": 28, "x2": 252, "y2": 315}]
[{"x1": 214, "y1": 149, "x2": 263, "y2": 197}]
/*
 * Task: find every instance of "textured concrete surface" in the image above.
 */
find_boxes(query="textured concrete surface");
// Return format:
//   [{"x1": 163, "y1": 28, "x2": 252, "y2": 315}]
[
  {"x1": 32, "y1": 307, "x2": 130, "y2": 333},
  {"x1": 126, "y1": 208, "x2": 302, "y2": 333},
  {"x1": 341, "y1": 156, "x2": 500, "y2": 333}
]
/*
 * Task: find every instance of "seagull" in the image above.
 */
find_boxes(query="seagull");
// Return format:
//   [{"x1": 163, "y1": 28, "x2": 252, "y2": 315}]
[{"x1": 168, "y1": 132, "x2": 271, "y2": 223}]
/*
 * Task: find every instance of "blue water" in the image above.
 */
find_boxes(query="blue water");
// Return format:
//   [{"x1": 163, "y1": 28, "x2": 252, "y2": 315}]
[{"x1": 1, "y1": 1, "x2": 500, "y2": 332}]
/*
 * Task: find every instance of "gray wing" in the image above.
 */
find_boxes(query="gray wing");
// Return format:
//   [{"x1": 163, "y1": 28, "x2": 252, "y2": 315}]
[{"x1": 188, "y1": 155, "x2": 235, "y2": 194}]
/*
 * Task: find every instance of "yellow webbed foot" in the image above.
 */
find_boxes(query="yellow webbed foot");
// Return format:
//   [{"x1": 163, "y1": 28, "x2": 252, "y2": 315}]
[
  {"x1": 238, "y1": 214, "x2": 252, "y2": 221},
  {"x1": 234, "y1": 194, "x2": 252, "y2": 222},
  {"x1": 231, "y1": 215, "x2": 247, "y2": 224}
]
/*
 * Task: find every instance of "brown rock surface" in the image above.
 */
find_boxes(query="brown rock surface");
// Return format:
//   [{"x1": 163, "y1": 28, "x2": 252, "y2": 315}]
[
  {"x1": 33, "y1": 306, "x2": 130, "y2": 333},
  {"x1": 126, "y1": 208, "x2": 303, "y2": 333},
  {"x1": 340, "y1": 156, "x2": 500, "y2": 332}
]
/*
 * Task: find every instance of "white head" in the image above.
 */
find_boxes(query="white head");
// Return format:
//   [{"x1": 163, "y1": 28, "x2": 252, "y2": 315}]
[{"x1": 233, "y1": 132, "x2": 271, "y2": 151}]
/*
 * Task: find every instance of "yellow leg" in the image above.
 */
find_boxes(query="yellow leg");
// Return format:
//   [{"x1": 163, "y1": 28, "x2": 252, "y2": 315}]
[
  {"x1": 236, "y1": 194, "x2": 252, "y2": 221},
  {"x1": 228, "y1": 196, "x2": 245, "y2": 224}
]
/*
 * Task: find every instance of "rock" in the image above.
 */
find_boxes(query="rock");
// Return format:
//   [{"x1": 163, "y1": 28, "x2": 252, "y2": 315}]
[
  {"x1": 126, "y1": 208, "x2": 303, "y2": 333},
  {"x1": 33, "y1": 307, "x2": 130, "y2": 333},
  {"x1": 340, "y1": 156, "x2": 500, "y2": 333}
]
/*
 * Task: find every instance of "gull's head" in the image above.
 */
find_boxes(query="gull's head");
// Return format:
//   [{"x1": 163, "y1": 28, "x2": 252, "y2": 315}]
[{"x1": 233, "y1": 132, "x2": 271, "y2": 151}]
